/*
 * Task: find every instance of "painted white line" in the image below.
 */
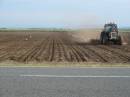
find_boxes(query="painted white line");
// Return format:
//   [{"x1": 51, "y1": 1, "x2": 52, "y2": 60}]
[{"x1": 21, "y1": 75, "x2": 130, "y2": 78}]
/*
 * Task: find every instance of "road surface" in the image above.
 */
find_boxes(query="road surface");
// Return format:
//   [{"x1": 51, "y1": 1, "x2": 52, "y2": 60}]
[{"x1": 0, "y1": 67, "x2": 130, "y2": 97}]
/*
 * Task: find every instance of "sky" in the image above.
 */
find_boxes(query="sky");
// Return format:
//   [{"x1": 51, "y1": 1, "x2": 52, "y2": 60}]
[{"x1": 0, "y1": 0, "x2": 130, "y2": 28}]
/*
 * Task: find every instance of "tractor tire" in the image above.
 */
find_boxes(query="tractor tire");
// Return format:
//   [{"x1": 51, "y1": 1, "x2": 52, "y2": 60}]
[
  {"x1": 103, "y1": 36, "x2": 108, "y2": 45},
  {"x1": 101, "y1": 33, "x2": 108, "y2": 45},
  {"x1": 100, "y1": 32, "x2": 104, "y2": 44}
]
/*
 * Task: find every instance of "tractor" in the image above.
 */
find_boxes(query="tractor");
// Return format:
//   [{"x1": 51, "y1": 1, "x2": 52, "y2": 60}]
[{"x1": 100, "y1": 23, "x2": 122, "y2": 45}]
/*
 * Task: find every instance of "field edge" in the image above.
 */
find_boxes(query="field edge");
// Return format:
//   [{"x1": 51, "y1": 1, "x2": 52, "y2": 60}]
[{"x1": 0, "y1": 61, "x2": 130, "y2": 67}]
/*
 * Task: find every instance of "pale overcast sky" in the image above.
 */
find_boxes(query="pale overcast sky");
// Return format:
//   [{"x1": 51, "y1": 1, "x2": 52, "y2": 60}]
[{"x1": 0, "y1": 0, "x2": 130, "y2": 28}]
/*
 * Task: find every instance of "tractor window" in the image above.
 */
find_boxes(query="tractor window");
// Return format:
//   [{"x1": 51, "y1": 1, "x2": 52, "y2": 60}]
[{"x1": 104, "y1": 26, "x2": 112, "y2": 32}]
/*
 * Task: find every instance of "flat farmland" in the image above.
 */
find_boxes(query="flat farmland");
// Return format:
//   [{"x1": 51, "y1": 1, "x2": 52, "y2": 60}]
[{"x1": 0, "y1": 31, "x2": 130, "y2": 64}]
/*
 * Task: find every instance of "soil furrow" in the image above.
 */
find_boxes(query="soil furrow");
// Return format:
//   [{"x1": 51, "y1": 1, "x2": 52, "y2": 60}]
[{"x1": 97, "y1": 45, "x2": 130, "y2": 62}]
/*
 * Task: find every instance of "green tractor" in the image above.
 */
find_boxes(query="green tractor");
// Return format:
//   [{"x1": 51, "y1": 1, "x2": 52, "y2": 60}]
[{"x1": 100, "y1": 23, "x2": 122, "y2": 45}]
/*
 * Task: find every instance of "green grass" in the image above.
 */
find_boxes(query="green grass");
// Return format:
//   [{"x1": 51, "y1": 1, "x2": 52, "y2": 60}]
[
  {"x1": 0, "y1": 28, "x2": 73, "y2": 33},
  {"x1": 119, "y1": 28, "x2": 130, "y2": 33},
  {"x1": 0, "y1": 61, "x2": 130, "y2": 67}
]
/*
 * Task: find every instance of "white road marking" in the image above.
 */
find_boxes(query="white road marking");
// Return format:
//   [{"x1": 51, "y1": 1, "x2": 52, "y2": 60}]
[{"x1": 21, "y1": 75, "x2": 130, "y2": 78}]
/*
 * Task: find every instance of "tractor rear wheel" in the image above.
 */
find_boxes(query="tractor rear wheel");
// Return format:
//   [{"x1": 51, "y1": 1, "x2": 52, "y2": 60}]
[{"x1": 101, "y1": 33, "x2": 108, "y2": 45}]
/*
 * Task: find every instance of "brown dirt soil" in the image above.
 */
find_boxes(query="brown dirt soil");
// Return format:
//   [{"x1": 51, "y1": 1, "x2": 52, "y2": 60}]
[
  {"x1": 0, "y1": 31, "x2": 130, "y2": 64},
  {"x1": 120, "y1": 32, "x2": 130, "y2": 45}
]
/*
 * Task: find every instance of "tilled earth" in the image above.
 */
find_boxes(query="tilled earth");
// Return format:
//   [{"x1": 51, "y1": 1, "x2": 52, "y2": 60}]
[{"x1": 0, "y1": 31, "x2": 130, "y2": 63}]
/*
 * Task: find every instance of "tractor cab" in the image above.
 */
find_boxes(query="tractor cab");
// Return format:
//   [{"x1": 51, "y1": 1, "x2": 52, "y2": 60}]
[{"x1": 104, "y1": 24, "x2": 118, "y2": 33}]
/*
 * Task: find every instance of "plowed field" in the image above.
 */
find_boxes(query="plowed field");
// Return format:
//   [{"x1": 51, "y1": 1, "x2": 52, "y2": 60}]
[{"x1": 0, "y1": 31, "x2": 130, "y2": 64}]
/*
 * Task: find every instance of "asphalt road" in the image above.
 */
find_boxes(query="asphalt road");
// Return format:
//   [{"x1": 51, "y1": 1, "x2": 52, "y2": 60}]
[{"x1": 0, "y1": 67, "x2": 130, "y2": 97}]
